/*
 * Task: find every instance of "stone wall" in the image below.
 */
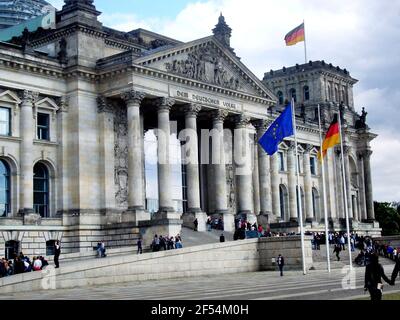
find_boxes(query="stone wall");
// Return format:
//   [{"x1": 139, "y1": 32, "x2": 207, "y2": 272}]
[{"x1": 0, "y1": 236, "x2": 312, "y2": 293}]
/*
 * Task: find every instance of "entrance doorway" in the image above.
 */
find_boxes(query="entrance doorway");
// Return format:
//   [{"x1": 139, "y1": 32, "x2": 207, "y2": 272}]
[{"x1": 5, "y1": 240, "x2": 19, "y2": 260}]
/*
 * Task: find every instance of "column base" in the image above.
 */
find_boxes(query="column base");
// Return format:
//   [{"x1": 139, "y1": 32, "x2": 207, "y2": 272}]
[
  {"x1": 122, "y1": 207, "x2": 150, "y2": 223},
  {"x1": 305, "y1": 217, "x2": 315, "y2": 223},
  {"x1": 182, "y1": 211, "x2": 207, "y2": 232},
  {"x1": 257, "y1": 212, "x2": 270, "y2": 228},
  {"x1": 290, "y1": 217, "x2": 298, "y2": 223},
  {"x1": 222, "y1": 212, "x2": 235, "y2": 232},
  {"x1": 22, "y1": 210, "x2": 42, "y2": 226},
  {"x1": 154, "y1": 207, "x2": 181, "y2": 220}
]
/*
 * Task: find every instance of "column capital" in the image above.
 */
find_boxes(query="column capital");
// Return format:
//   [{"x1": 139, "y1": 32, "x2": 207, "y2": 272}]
[
  {"x1": 20, "y1": 90, "x2": 39, "y2": 105},
  {"x1": 154, "y1": 97, "x2": 175, "y2": 111},
  {"x1": 288, "y1": 140, "x2": 296, "y2": 151},
  {"x1": 358, "y1": 149, "x2": 373, "y2": 159},
  {"x1": 120, "y1": 90, "x2": 146, "y2": 105},
  {"x1": 184, "y1": 103, "x2": 202, "y2": 117},
  {"x1": 97, "y1": 96, "x2": 114, "y2": 114},
  {"x1": 212, "y1": 109, "x2": 229, "y2": 123},
  {"x1": 56, "y1": 96, "x2": 69, "y2": 113},
  {"x1": 234, "y1": 113, "x2": 251, "y2": 128},
  {"x1": 303, "y1": 143, "x2": 313, "y2": 153},
  {"x1": 253, "y1": 119, "x2": 268, "y2": 131}
]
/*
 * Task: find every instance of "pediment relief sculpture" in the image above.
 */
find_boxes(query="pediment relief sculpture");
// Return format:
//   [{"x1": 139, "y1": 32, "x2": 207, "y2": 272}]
[{"x1": 165, "y1": 46, "x2": 241, "y2": 91}]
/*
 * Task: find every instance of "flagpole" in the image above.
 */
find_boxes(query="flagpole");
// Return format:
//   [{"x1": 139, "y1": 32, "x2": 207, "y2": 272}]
[
  {"x1": 291, "y1": 98, "x2": 307, "y2": 275},
  {"x1": 338, "y1": 110, "x2": 353, "y2": 271},
  {"x1": 303, "y1": 19, "x2": 307, "y2": 64},
  {"x1": 317, "y1": 104, "x2": 331, "y2": 273}
]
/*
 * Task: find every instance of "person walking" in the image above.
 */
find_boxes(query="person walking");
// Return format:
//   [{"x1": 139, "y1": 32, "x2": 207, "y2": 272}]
[
  {"x1": 391, "y1": 257, "x2": 400, "y2": 285},
  {"x1": 277, "y1": 254, "x2": 285, "y2": 276},
  {"x1": 137, "y1": 238, "x2": 143, "y2": 254},
  {"x1": 220, "y1": 233, "x2": 225, "y2": 243},
  {"x1": 193, "y1": 218, "x2": 198, "y2": 231},
  {"x1": 364, "y1": 254, "x2": 392, "y2": 301},
  {"x1": 54, "y1": 240, "x2": 61, "y2": 268},
  {"x1": 333, "y1": 244, "x2": 341, "y2": 261}
]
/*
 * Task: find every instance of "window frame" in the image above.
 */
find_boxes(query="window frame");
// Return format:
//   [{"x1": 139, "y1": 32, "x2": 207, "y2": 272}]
[
  {"x1": 0, "y1": 107, "x2": 11, "y2": 136},
  {"x1": 37, "y1": 112, "x2": 50, "y2": 141}
]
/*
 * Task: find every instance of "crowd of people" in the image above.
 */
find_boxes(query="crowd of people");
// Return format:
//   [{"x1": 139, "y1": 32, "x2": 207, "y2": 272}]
[
  {"x1": 149, "y1": 234, "x2": 183, "y2": 252},
  {"x1": 0, "y1": 253, "x2": 49, "y2": 278}
]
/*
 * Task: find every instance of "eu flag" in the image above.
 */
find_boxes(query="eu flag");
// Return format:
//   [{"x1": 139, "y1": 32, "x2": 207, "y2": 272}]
[{"x1": 258, "y1": 104, "x2": 294, "y2": 155}]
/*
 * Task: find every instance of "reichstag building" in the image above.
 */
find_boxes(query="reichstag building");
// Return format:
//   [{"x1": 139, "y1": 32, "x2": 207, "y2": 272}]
[{"x1": 0, "y1": 0, "x2": 380, "y2": 257}]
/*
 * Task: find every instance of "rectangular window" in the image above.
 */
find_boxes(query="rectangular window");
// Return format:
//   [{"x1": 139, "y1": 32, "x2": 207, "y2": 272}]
[
  {"x1": 0, "y1": 107, "x2": 11, "y2": 136},
  {"x1": 310, "y1": 157, "x2": 316, "y2": 175},
  {"x1": 37, "y1": 113, "x2": 49, "y2": 140},
  {"x1": 278, "y1": 152, "x2": 285, "y2": 171}
]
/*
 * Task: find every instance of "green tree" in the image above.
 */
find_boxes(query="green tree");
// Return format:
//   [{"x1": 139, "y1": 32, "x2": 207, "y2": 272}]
[{"x1": 374, "y1": 201, "x2": 400, "y2": 236}]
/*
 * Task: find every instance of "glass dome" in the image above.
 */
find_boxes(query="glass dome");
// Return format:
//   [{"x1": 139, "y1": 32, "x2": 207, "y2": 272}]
[{"x1": 0, "y1": 0, "x2": 53, "y2": 29}]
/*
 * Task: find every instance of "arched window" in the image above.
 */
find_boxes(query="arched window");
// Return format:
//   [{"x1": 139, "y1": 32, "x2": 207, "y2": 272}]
[
  {"x1": 303, "y1": 86, "x2": 310, "y2": 101},
  {"x1": 0, "y1": 159, "x2": 10, "y2": 217},
  {"x1": 289, "y1": 88, "x2": 297, "y2": 103},
  {"x1": 33, "y1": 162, "x2": 49, "y2": 217},
  {"x1": 277, "y1": 91, "x2": 284, "y2": 105}
]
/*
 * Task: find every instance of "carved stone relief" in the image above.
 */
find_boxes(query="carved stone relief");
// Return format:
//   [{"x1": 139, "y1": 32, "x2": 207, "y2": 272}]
[
  {"x1": 165, "y1": 46, "x2": 241, "y2": 91},
  {"x1": 114, "y1": 104, "x2": 128, "y2": 208}
]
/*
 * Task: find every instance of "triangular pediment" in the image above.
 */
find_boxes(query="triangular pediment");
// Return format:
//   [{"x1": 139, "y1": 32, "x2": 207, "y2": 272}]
[{"x1": 134, "y1": 36, "x2": 276, "y2": 101}]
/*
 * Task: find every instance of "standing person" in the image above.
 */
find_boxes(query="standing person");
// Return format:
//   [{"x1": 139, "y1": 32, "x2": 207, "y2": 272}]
[
  {"x1": 54, "y1": 240, "x2": 61, "y2": 268},
  {"x1": 193, "y1": 218, "x2": 198, "y2": 231},
  {"x1": 137, "y1": 238, "x2": 143, "y2": 254},
  {"x1": 206, "y1": 216, "x2": 212, "y2": 232},
  {"x1": 333, "y1": 244, "x2": 341, "y2": 261},
  {"x1": 277, "y1": 254, "x2": 285, "y2": 277},
  {"x1": 364, "y1": 254, "x2": 392, "y2": 301},
  {"x1": 101, "y1": 241, "x2": 106, "y2": 257},
  {"x1": 220, "y1": 233, "x2": 225, "y2": 243}
]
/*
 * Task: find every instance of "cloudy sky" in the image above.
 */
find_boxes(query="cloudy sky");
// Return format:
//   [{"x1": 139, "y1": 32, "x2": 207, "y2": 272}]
[{"x1": 49, "y1": 0, "x2": 400, "y2": 202}]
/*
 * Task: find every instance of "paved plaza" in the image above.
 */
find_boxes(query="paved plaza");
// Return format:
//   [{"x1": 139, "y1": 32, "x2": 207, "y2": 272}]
[{"x1": 1, "y1": 263, "x2": 399, "y2": 300}]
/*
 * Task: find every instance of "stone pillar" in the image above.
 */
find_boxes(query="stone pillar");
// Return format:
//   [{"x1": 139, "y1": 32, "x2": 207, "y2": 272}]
[
  {"x1": 255, "y1": 120, "x2": 272, "y2": 223},
  {"x1": 271, "y1": 153, "x2": 280, "y2": 221},
  {"x1": 343, "y1": 145, "x2": 353, "y2": 219},
  {"x1": 121, "y1": 90, "x2": 149, "y2": 222},
  {"x1": 211, "y1": 109, "x2": 234, "y2": 231},
  {"x1": 303, "y1": 145, "x2": 314, "y2": 222},
  {"x1": 183, "y1": 104, "x2": 206, "y2": 231},
  {"x1": 357, "y1": 153, "x2": 368, "y2": 221},
  {"x1": 56, "y1": 96, "x2": 69, "y2": 216},
  {"x1": 155, "y1": 97, "x2": 177, "y2": 217},
  {"x1": 97, "y1": 96, "x2": 116, "y2": 216},
  {"x1": 252, "y1": 137, "x2": 261, "y2": 220},
  {"x1": 287, "y1": 142, "x2": 297, "y2": 222},
  {"x1": 19, "y1": 90, "x2": 38, "y2": 221},
  {"x1": 361, "y1": 149, "x2": 375, "y2": 221},
  {"x1": 234, "y1": 114, "x2": 254, "y2": 223}
]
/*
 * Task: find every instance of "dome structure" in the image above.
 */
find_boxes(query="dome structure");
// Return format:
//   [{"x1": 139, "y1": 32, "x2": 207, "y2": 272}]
[{"x1": 0, "y1": 0, "x2": 53, "y2": 30}]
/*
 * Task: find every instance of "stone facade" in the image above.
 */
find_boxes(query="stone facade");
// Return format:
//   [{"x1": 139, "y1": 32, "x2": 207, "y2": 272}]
[{"x1": 0, "y1": 0, "x2": 380, "y2": 257}]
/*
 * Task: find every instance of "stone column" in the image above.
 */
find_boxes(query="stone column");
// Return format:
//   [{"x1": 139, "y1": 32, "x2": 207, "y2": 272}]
[
  {"x1": 97, "y1": 96, "x2": 116, "y2": 215},
  {"x1": 183, "y1": 104, "x2": 206, "y2": 231},
  {"x1": 252, "y1": 137, "x2": 261, "y2": 219},
  {"x1": 155, "y1": 97, "x2": 177, "y2": 217},
  {"x1": 19, "y1": 90, "x2": 38, "y2": 221},
  {"x1": 303, "y1": 145, "x2": 314, "y2": 222},
  {"x1": 255, "y1": 120, "x2": 272, "y2": 223},
  {"x1": 211, "y1": 109, "x2": 234, "y2": 231},
  {"x1": 121, "y1": 90, "x2": 149, "y2": 221},
  {"x1": 287, "y1": 142, "x2": 297, "y2": 222},
  {"x1": 357, "y1": 153, "x2": 368, "y2": 221},
  {"x1": 361, "y1": 149, "x2": 375, "y2": 221},
  {"x1": 234, "y1": 114, "x2": 254, "y2": 223},
  {"x1": 343, "y1": 145, "x2": 353, "y2": 219},
  {"x1": 271, "y1": 153, "x2": 280, "y2": 221}
]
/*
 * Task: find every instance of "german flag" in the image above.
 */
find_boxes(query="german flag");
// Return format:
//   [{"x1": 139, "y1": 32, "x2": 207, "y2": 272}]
[
  {"x1": 318, "y1": 114, "x2": 340, "y2": 160},
  {"x1": 285, "y1": 23, "x2": 305, "y2": 46}
]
